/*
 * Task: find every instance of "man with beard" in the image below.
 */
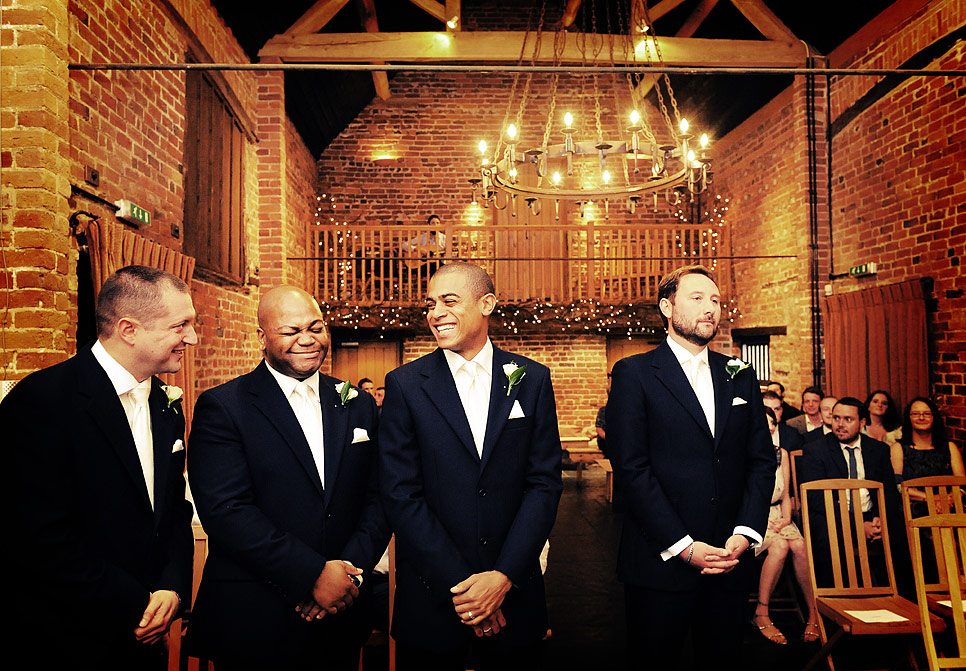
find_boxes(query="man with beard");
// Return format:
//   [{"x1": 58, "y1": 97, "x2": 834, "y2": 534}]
[{"x1": 607, "y1": 265, "x2": 774, "y2": 669}]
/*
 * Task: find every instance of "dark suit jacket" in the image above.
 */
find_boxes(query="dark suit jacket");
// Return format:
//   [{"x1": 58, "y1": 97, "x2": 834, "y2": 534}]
[
  {"x1": 777, "y1": 424, "x2": 804, "y2": 455},
  {"x1": 607, "y1": 342, "x2": 775, "y2": 591},
  {"x1": 1, "y1": 345, "x2": 193, "y2": 655},
  {"x1": 798, "y1": 432, "x2": 910, "y2": 592},
  {"x1": 187, "y1": 362, "x2": 389, "y2": 664},
  {"x1": 379, "y1": 346, "x2": 562, "y2": 653}
]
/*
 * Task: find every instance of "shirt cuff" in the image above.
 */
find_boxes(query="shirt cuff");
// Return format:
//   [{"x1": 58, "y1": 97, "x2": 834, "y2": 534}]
[
  {"x1": 661, "y1": 535, "x2": 694, "y2": 561},
  {"x1": 734, "y1": 526, "x2": 762, "y2": 548}
]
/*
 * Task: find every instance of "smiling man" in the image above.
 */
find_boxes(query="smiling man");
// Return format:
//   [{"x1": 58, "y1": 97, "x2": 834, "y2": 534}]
[
  {"x1": 379, "y1": 262, "x2": 562, "y2": 670},
  {"x1": 187, "y1": 286, "x2": 388, "y2": 669},
  {"x1": 1, "y1": 265, "x2": 197, "y2": 667},
  {"x1": 607, "y1": 264, "x2": 774, "y2": 670}
]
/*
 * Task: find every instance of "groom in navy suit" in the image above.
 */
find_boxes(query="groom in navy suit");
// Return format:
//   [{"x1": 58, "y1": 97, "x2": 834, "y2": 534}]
[
  {"x1": 380, "y1": 262, "x2": 562, "y2": 670},
  {"x1": 608, "y1": 265, "x2": 774, "y2": 669}
]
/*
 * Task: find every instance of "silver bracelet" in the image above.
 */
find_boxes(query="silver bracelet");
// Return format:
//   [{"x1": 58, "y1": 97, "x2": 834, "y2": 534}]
[{"x1": 686, "y1": 543, "x2": 694, "y2": 564}]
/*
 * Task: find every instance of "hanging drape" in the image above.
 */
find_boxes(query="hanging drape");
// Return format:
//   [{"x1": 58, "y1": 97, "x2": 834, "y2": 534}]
[
  {"x1": 85, "y1": 219, "x2": 198, "y2": 428},
  {"x1": 822, "y1": 279, "x2": 929, "y2": 409}
]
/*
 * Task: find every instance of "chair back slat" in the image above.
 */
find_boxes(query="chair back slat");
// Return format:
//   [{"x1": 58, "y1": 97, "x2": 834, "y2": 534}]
[
  {"x1": 903, "y1": 476, "x2": 966, "y2": 595},
  {"x1": 802, "y1": 478, "x2": 897, "y2": 598},
  {"x1": 910, "y1": 514, "x2": 966, "y2": 670}
]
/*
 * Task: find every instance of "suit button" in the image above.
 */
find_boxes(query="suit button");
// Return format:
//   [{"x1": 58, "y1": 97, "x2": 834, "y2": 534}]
[
  {"x1": 479, "y1": 538, "x2": 487, "y2": 546},
  {"x1": 478, "y1": 489, "x2": 486, "y2": 497},
  {"x1": 326, "y1": 512, "x2": 332, "y2": 519},
  {"x1": 710, "y1": 497, "x2": 717, "y2": 505}
]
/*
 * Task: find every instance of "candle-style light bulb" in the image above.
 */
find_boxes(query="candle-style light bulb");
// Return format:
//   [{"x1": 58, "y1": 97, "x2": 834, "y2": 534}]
[
  {"x1": 564, "y1": 112, "x2": 574, "y2": 128},
  {"x1": 629, "y1": 110, "x2": 640, "y2": 125},
  {"x1": 679, "y1": 118, "x2": 689, "y2": 134},
  {"x1": 552, "y1": 171, "x2": 561, "y2": 185},
  {"x1": 602, "y1": 170, "x2": 611, "y2": 184},
  {"x1": 507, "y1": 124, "x2": 517, "y2": 140},
  {"x1": 687, "y1": 149, "x2": 696, "y2": 166},
  {"x1": 478, "y1": 140, "x2": 487, "y2": 155},
  {"x1": 700, "y1": 133, "x2": 709, "y2": 149}
]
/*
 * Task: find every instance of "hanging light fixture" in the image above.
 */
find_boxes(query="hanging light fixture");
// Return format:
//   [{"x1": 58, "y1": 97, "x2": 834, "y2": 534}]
[{"x1": 469, "y1": 2, "x2": 712, "y2": 217}]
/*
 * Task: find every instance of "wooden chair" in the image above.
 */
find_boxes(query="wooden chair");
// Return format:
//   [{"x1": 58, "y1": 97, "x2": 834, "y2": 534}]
[
  {"x1": 360, "y1": 535, "x2": 395, "y2": 671},
  {"x1": 800, "y1": 478, "x2": 944, "y2": 671},
  {"x1": 167, "y1": 521, "x2": 211, "y2": 671},
  {"x1": 902, "y1": 477, "x2": 966, "y2": 618},
  {"x1": 790, "y1": 448, "x2": 803, "y2": 522},
  {"x1": 909, "y1": 514, "x2": 966, "y2": 670}
]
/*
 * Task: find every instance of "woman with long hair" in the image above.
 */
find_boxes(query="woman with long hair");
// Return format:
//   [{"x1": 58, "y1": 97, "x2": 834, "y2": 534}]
[
  {"x1": 890, "y1": 397, "x2": 964, "y2": 504},
  {"x1": 864, "y1": 390, "x2": 901, "y2": 444}
]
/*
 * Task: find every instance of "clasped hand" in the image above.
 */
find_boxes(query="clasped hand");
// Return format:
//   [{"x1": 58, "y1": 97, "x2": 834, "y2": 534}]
[
  {"x1": 864, "y1": 516, "x2": 882, "y2": 541},
  {"x1": 682, "y1": 535, "x2": 750, "y2": 575},
  {"x1": 296, "y1": 560, "x2": 362, "y2": 621},
  {"x1": 134, "y1": 590, "x2": 180, "y2": 644},
  {"x1": 451, "y1": 570, "x2": 511, "y2": 635}
]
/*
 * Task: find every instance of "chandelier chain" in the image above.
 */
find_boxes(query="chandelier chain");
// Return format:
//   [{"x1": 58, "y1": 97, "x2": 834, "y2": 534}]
[{"x1": 496, "y1": 1, "x2": 545, "y2": 160}]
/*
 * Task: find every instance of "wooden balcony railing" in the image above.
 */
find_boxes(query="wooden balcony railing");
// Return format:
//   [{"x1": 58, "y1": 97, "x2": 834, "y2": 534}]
[{"x1": 310, "y1": 223, "x2": 725, "y2": 305}]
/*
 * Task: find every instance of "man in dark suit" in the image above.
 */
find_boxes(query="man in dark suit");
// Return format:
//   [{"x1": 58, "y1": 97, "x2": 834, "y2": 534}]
[
  {"x1": 798, "y1": 397, "x2": 911, "y2": 593},
  {"x1": 187, "y1": 286, "x2": 389, "y2": 670},
  {"x1": 763, "y1": 390, "x2": 805, "y2": 455},
  {"x1": 607, "y1": 265, "x2": 774, "y2": 669},
  {"x1": 767, "y1": 381, "x2": 803, "y2": 423},
  {"x1": 379, "y1": 262, "x2": 562, "y2": 670},
  {"x1": 1, "y1": 265, "x2": 197, "y2": 667}
]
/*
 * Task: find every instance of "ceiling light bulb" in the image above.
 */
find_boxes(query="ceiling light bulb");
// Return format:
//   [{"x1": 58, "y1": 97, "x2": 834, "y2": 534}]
[
  {"x1": 680, "y1": 118, "x2": 689, "y2": 134},
  {"x1": 507, "y1": 124, "x2": 517, "y2": 139},
  {"x1": 564, "y1": 112, "x2": 573, "y2": 128},
  {"x1": 552, "y1": 171, "x2": 561, "y2": 185},
  {"x1": 602, "y1": 170, "x2": 611, "y2": 184},
  {"x1": 630, "y1": 110, "x2": 640, "y2": 125},
  {"x1": 700, "y1": 133, "x2": 709, "y2": 148},
  {"x1": 478, "y1": 140, "x2": 487, "y2": 155}
]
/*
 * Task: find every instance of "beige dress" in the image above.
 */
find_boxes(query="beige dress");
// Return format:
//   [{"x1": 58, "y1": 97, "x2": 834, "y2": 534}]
[{"x1": 756, "y1": 453, "x2": 803, "y2": 556}]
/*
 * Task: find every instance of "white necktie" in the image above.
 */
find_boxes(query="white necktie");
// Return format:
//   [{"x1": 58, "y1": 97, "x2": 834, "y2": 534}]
[
  {"x1": 292, "y1": 381, "x2": 326, "y2": 487},
  {"x1": 690, "y1": 357, "x2": 716, "y2": 437},
  {"x1": 127, "y1": 381, "x2": 154, "y2": 509},
  {"x1": 462, "y1": 361, "x2": 489, "y2": 457}
]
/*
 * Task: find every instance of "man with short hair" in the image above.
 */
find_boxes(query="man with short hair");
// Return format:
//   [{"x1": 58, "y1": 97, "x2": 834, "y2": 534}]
[
  {"x1": 608, "y1": 265, "x2": 774, "y2": 669},
  {"x1": 1, "y1": 265, "x2": 197, "y2": 666},
  {"x1": 787, "y1": 387, "x2": 824, "y2": 435},
  {"x1": 799, "y1": 397, "x2": 910, "y2": 592},
  {"x1": 766, "y1": 381, "x2": 803, "y2": 422},
  {"x1": 187, "y1": 286, "x2": 388, "y2": 669},
  {"x1": 380, "y1": 262, "x2": 562, "y2": 669},
  {"x1": 358, "y1": 377, "x2": 375, "y2": 395},
  {"x1": 804, "y1": 395, "x2": 838, "y2": 443}
]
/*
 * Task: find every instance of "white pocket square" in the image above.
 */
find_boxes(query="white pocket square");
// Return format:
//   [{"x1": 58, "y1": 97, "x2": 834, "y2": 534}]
[
  {"x1": 732, "y1": 397, "x2": 748, "y2": 406},
  {"x1": 508, "y1": 400, "x2": 526, "y2": 419},
  {"x1": 351, "y1": 427, "x2": 370, "y2": 444},
  {"x1": 172, "y1": 439, "x2": 185, "y2": 453}
]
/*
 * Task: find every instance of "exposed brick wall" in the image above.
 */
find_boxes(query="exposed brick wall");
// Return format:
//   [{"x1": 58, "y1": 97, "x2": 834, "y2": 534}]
[
  {"x1": 825, "y1": 0, "x2": 965, "y2": 442},
  {"x1": 1, "y1": 0, "x2": 73, "y2": 380},
  {"x1": 1, "y1": 0, "x2": 317, "y2": 406}
]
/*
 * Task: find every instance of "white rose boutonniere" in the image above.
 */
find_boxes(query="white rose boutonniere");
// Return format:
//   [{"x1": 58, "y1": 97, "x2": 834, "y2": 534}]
[
  {"x1": 503, "y1": 362, "x2": 527, "y2": 397},
  {"x1": 335, "y1": 381, "x2": 359, "y2": 407},
  {"x1": 725, "y1": 358, "x2": 751, "y2": 381},
  {"x1": 161, "y1": 384, "x2": 184, "y2": 414}
]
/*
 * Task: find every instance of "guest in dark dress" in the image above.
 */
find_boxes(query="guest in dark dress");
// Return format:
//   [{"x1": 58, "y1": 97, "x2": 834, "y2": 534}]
[{"x1": 890, "y1": 397, "x2": 964, "y2": 516}]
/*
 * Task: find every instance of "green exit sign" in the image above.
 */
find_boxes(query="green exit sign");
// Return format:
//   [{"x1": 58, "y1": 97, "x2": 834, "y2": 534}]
[
  {"x1": 849, "y1": 262, "x2": 878, "y2": 276},
  {"x1": 115, "y1": 199, "x2": 152, "y2": 228}
]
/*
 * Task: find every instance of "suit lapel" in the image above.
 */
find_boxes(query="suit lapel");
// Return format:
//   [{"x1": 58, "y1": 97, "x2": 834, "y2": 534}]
[
  {"x1": 320, "y1": 376, "x2": 350, "y2": 507},
  {"x1": 421, "y1": 349, "x2": 479, "y2": 461},
  {"x1": 824, "y1": 434, "x2": 849, "y2": 478},
  {"x1": 149, "y1": 377, "x2": 174, "y2": 526},
  {"x1": 709, "y1": 352, "x2": 733, "y2": 451},
  {"x1": 481, "y1": 347, "x2": 517, "y2": 470},
  {"x1": 249, "y1": 363, "x2": 325, "y2": 496},
  {"x1": 652, "y1": 342, "x2": 712, "y2": 439},
  {"x1": 78, "y1": 348, "x2": 154, "y2": 511}
]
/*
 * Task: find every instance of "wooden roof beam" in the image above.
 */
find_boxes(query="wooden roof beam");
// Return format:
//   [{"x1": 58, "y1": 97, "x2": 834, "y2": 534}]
[
  {"x1": 635, "y1": 0, "x2": 720, "y2": 98},
  {"x1": 283, "y1": 0, "x2": 352, "y2": 36},
  {"x1": 359, "y1": 0, "x2": 390, "y2": 99},
  {"x1": 259, "y1": 31, "x2": 806, "y2": 67},
  {"x1": 409, "y1": 0, "x2": 446, "y2": 23},
  {"x1": 730, "y1": 0, "x2": 800, "y2": 43}
]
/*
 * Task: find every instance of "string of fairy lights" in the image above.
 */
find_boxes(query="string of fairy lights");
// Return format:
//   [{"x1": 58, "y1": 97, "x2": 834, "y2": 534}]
[{"x1": 311, "y1": 190, "x2": 740, "y2": 334}]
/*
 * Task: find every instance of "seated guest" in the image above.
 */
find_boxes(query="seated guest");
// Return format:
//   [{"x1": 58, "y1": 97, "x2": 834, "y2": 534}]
[
  {"x1": 752, "y1": 408, "x2": 820, "y2": 646},
  {"x1": 803, "y1": 396, "x2": 837, "y2": 443},
  {"x1": 358, "y1": 377, "x2": 375, "y2": 395},
  {"x1": 767, "y1": 381, "x2": 802, "y2": 422},
  {"x1": 787, "y1": 387, "x2": 824, "y2": 436},
  {"x1": 799, "y1": 398, "x2": 911, "y2": 594},
  {"x1": 890, "y1": 397, "x2": 965, "y2": 515},
  {"x1": 762, "y1": 391, "x2": 804, "y2": 455},
  {"x1": 864, "y1": 389, "x2": 901, "y2": 444}
]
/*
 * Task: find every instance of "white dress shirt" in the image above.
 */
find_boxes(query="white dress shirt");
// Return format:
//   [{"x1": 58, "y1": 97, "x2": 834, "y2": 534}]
[
  {"x1": 661, "y1": 337, "x2": 762, "y2": 560},
  {"x1": 91, "y1": 340, "x2": 155, "y2": 506},
  {"x1": 839, "y1": 435, "x2": 871, "y2": 513},
  {"x1": 443, "y1": 339, "x2": 493, "y2": 457},
  {"x1": 265, "y1": 363, "x2": 326, "y2": 487}
]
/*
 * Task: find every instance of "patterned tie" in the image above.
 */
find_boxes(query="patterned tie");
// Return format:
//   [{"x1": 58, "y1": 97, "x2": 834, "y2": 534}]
[{"x1": 128, "y1": 381, "x2": 154, "y2": 509}]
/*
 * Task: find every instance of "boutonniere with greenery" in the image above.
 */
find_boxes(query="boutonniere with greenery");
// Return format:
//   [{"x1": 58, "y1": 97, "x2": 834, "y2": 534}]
[
  {"x1": 725, "y1": 358, "x2": 751, "y2": 381},
  {"x1": 503, "y1": 362, "x2": 527, "y2": 397},
  {"x1": 161, "y1": 384, "x2": 184, "y2": 414},
  {"x1": 335, "y1": 381, "x2": 358, "y2": 407}
]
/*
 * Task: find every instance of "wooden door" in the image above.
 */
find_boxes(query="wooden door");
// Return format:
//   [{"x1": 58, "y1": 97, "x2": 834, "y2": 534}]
[
  {"x1": 606, "y1": 336, "x2": 660, "y2": 373},
  {"x1": 331, "y1": 339, "x2": 401, "y2": 388}
]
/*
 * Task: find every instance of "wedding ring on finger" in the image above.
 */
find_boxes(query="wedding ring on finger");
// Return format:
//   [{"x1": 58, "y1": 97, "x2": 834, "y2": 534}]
[
  {"x1": 483, "y1": 628, "x2": 493, "y2": 634},
  {"x1": 467, "y1": 611, "x2": 474, "y2": 619}
]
